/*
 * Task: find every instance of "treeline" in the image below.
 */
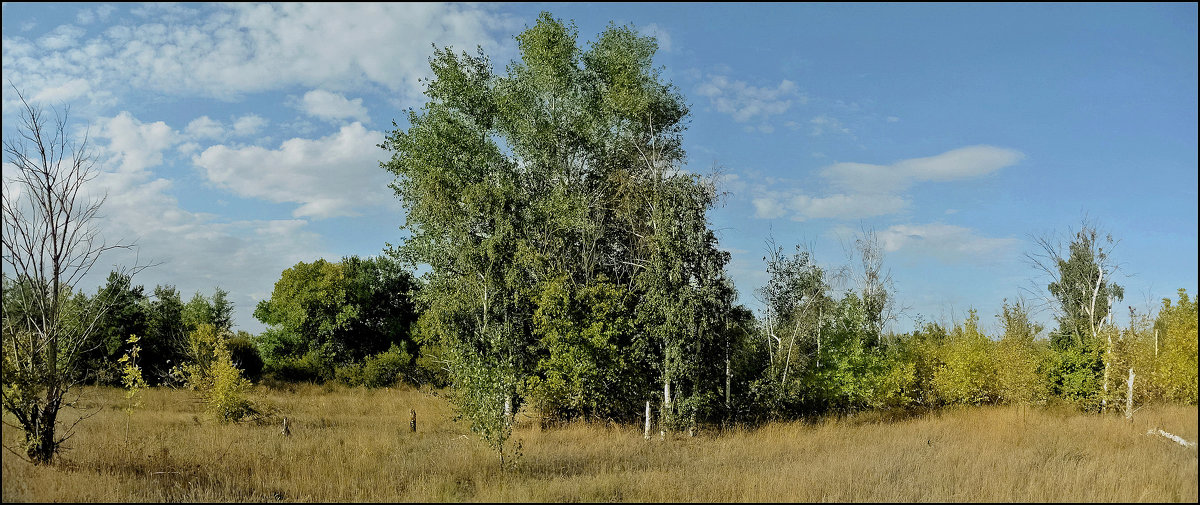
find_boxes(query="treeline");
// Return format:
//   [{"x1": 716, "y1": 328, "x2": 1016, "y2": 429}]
[{"x1": 1, "y1": 272, "x2": 260, "y2": 386}]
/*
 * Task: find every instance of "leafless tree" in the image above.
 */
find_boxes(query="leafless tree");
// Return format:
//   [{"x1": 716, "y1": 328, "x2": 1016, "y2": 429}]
[{"x1": 1, "y1": 87, "x2": 138, "y2": 464}]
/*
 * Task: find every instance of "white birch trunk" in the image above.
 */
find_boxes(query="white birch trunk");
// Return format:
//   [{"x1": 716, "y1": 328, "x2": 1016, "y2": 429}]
[
  {"x1": 644, "y1": 401, "x2": 651, "y2": 440},
  {"x1": 661, "y1": 380, "x2": 671, "y2": 439},
  {"x1": 1125, "y1": 368, "x2": 1135, "y2": 422}
]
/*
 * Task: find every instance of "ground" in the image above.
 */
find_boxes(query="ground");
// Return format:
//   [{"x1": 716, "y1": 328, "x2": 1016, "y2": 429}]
[{"x1": 3, "y1": 385, "x2": 1197, "y2": 502}]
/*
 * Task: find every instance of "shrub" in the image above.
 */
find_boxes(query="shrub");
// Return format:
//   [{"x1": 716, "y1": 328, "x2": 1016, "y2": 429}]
[
  {"x1": 176, "y1": 323, "x2": 256, "y2": 422},
  {"x1": 265, "y1": 347, "x2": 334, "y2": 383},
  {"x1": 225, "y1": 332, "x2": 264, "y2": 382},
  {"x1": 336, "y1": 344, "x2": 415, "y2": 388}
]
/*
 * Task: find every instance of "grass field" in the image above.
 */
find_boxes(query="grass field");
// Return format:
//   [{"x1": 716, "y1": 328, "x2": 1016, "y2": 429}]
[{"x1": 3, "y1": 384, "x2": 1197, "y2": 502}]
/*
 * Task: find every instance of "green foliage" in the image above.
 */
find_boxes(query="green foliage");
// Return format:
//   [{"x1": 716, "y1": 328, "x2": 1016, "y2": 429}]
[
  {"x1": 993, "y1": 300, "x2": 1050, "y2": 405},
  {"x1": 931, "y1": 310, "x2": 997, "y2": 405},
  {"x1": 265, "y1": 346, "x2": 336, "y2": 383},
  {"x1": 336, "y1": 344, "x2": 416, "y2": 388},
  {"x1": 528, "y1": 274, "x2": 647, "y2": 421},
  {"x1": 177, "y1": 323, "x2": 255, "y2": 422},
  {"x1": 82, "y1": 271, "x2": 149, "y2": 385},
  {"x1": 1154, "y1": 289, "x2": 1198, "y2": 403},
  {"x1": 118, "y1": 335, "x2": 148, "y2": 415},
  {"x1": 254, "y1": 255, "x2": 420, "y2": 377}
]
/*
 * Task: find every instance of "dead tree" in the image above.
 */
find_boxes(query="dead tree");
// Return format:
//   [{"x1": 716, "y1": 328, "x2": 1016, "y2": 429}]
[{"x1": 2, "y1": 87, "x2": 140, "y2": 464}]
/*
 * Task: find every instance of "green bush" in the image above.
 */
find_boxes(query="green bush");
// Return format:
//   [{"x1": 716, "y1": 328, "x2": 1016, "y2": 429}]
[
  {"x1": 336, "y1": 344, "x2": 414, "y2": 388},
  {"x1": 265, "y1": 347, "x2": 334, "y2": 383}
]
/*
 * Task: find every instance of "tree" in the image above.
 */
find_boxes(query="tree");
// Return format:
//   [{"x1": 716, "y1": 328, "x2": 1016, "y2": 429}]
[
  {"x1": 383, "y1": 12, "x2": 736, "y2": 457},
  {"x1": 931, "y1": 310, "x2": 996, "y2": 405},
  {"x1": 79, "y1": 271, "x2": 149, "y2": 385},
  {"x1": 753, "y1": 239, "x2": 833, "y2": 414},
  {"x1": 1153, "y1": 289, "x2": 1197, "y2": 403},
  {"x1": 992, "y1": 299, "x2": 1050, "y2": 406},
  {"x1": 1027, "y1": 219, "x2": 1123, "y2": 409},
  {"x1": 254, "y1": 255, "x2": 420, "y2": 381},
  {"x1": 1, "y1": 89, "x2": 135, "y2": 464},
  {"x1": 143, "y1": 285, "x2": 188, "y2": 385}
]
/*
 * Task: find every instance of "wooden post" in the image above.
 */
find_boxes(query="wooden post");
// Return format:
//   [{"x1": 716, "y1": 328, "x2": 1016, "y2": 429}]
[
  {"x1": 644, "y1": 401, "x2": 651, "y2": 440},
  {"x1": 1125, "y1": 368, "x2": 1135, "y2": 423},
  {"x1": 281, "y1": 416, "x2": 290, "y2": 437},
  {"x1": 410, "y1": 409, "x2": 417, "y2": 432}
]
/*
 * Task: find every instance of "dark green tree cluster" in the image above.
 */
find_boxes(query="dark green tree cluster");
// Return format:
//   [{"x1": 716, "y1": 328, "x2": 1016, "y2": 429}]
[
  {"x1": 252, "y1": 254, "x2": 421, "y2": 386},
  {"x1": 4, "y1": 271, "x2": 248, "y2": 387}
]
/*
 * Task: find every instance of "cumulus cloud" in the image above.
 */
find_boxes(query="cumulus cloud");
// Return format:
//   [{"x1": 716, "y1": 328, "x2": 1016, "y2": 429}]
[
  {"x1": 78, "y1": 111, "x2": 332, "y2": 332},
  {"x1": 294, "y1": 89, "x2": 370, "y2": 124},
  {"x1": 193, "y1": 122, "x2": 392, "y2": 219},
  {"x1": 231, "y1": 114, "x2": 268, "y2": 137},
  {"x1": 696, "y1": 73, "x2": 804, "y2": 126},
  {"x1": 96, "y1": 111, "x2": 179, "y2": 173},
  {"x1": 76, "y1": 4, "x2": 117, "y2": 25},
  {"x1": 3, "y1": 3, "x2": 517, "y2": 107},
  {"x1": 38, "y1": 24, "x2": 86, "y2": 50},
  {"x1": 185, "y1": 116, "x2": 225, "y2": 140}
]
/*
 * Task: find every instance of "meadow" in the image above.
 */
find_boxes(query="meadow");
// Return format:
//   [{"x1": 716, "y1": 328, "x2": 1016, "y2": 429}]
[{"x1": 3, "y1": 385, "x2": 1196, "y2": 502}]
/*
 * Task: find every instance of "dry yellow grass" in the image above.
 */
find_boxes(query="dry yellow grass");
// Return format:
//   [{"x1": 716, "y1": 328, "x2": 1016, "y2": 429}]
[{"x1": 4, "y1": 385, "x2": 1196, "y2": 502}]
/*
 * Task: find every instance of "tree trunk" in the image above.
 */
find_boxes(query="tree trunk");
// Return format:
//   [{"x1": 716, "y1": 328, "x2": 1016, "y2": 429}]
[
  {"x1": 1125, "y1": 368, "x2": 1135, "y2": 423},
  {"x1": 661, "y1": 379, "x2": 671, "y2": 438},
  {"x1": 644, "y1": 401, "x2": 651, "y2": 440}
]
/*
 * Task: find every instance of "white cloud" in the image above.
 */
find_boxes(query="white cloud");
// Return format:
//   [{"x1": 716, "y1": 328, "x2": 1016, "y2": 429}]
[
  {"x1": 38, "y1": 24, "x2": 86, "y2": 50},
  {"x1": 3, "y1": 3, "x2": 518, "y2": 106},
  {"x1": 896, "y1": 145, "x2": 1025, "y2": 182},
  {"x1": 77, "y1": 111, "x2": 332, "y2": 333},
  {"x1": 185, "y1": 116, "x2": 225, "y2": 140},
  {"x1": 696, "y1": 73, "x2": 803, "y2": 125},
  {"x1": 821, "y1": 145, "x2": 1024, "y2": 194},
  {"x1": 96, "y1": 111, "x2": 179, "y2": 173},
  {"x1": 294, "y1": 89, "x2": 370, "y2": 124},
  {"x1": 809, "y1": 114, "x2": 852, "y2": 137},
  {"x1": 752, "y1": 197, "x2": 787, "y2": 219},
  {"x1": 193, "y1": 122, "x2": 392, "y2": 219},
  {"x1": 746, "y1": 146, "x2": 1023, "y2": 221},
  {"x1": 639, "y1": 23, "x2": 672, "y2": 52},
  {"x1": 231, "y1": 114, "x2": 267, "y2": 137},
  {"x1": 787, "y1": 193, "x2": 909, "y2": 221},
  {"x1": 30, "y1": 78, "x2": 91, "y2": 103},
  {"x1": 877, "y1": 223, "x2": 1020, "y2": 263},
  {"x1": 76, "y1": 4, "x2": 116, "y2": 25}
]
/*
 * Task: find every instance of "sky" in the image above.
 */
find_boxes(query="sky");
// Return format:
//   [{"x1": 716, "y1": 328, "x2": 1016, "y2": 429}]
[{"x1": 2, "y1": 2, "x2": 1196, "y2": 336}]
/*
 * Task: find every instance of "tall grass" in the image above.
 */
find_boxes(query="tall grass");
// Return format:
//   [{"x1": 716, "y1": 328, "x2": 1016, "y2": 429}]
[{"x1": 4, "y1": 385, "x2": 1196, "y2": 502}]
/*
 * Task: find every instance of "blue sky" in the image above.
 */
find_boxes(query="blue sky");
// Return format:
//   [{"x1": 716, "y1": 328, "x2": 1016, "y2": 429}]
[{"x1": 3, "y1": 2, "x2": 1196, "y2": 335}]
